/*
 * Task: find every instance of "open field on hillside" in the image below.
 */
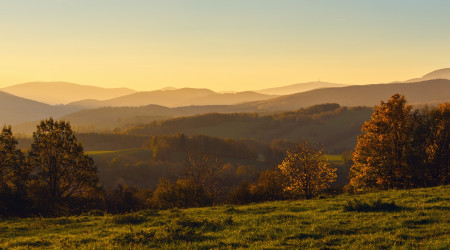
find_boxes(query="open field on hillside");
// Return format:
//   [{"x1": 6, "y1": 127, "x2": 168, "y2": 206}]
[{"x1": 1, "y1": 186, "x2": 448, "y2": 249}]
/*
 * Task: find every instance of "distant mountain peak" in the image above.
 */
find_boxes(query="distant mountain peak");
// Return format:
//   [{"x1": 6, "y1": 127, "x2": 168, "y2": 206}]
[
  {"x1": 1, "y1": 81, "x2": 137, "y2": 105},
  {"x1": 422, "y1": 68, "x2": 450, "y2": 79},
  {"x1": 405, "y1": 68, "x2": 450, "y2": 83},
  {"x1": 256, "y1": 81, "x2": 346, "y2": 95}
]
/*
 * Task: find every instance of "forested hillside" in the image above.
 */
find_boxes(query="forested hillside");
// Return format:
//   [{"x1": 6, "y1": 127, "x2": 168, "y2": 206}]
[{"x1": 123, "y1": 104, "x2": 372, "y2": 153}]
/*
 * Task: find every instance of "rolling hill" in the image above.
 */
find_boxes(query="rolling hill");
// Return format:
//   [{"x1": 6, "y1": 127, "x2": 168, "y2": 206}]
[
  {"x1": 8, "y1": 79, "x2": 449, "y2": 134},
  {"x1": 122, "y1": 104, "x2": 373, "y2": 153},
  {"x1": 1, "y1": 81, "x2": 137, "y2": 105},
  {"x1": 256, "y1": 81, "x2": 346, "y2": 95},
  {"x1": 0, "y1": 91, "x2": 76, "y2": 126},
  {"x1": 405, "y1": 68, "x2": 450, "y2": 83},
  {"x1": 67, "y1": 88, "x2": 276, "y2": 109},
  {"x1": 238, "y1": 79, "x2": 450, "y2": 112}
]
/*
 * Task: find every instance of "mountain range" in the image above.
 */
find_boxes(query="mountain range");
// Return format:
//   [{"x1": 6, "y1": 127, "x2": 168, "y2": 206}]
[
  {"x1": 0, "y1": 91, "x2": 76, "y2": 125},
  {"x1": 237, "y1": 79, "x2": 450, "y2": 112},
  {"x1": 1, "y1": 68, "x2": 449, "y2": 132},
  {"x1": 256, "y1": 81, "x2": 345, "y2": 95},
  {"x1": 405, "y1": 68, "x2": 450, "y2": 83},
  {"x1": 1, "y1": 81, "x2": 136, "y2": 105},
  {"x1": 67, "y1": 88, "x2": 276, "y2": 109}
]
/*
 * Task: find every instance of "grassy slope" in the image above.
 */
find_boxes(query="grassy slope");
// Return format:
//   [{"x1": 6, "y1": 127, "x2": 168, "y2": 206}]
[{"x1": 1, "y1": 186, "x2": 448, "y2": 249}]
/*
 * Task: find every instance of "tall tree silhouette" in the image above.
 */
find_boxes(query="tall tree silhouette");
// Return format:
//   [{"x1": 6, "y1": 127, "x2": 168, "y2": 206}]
[
  {"x1": 0, "y1": 126, "x2": 29, "y2": 216},
  {"x1": 28, "y1": 119, "x2": 100, "y2": 215}
]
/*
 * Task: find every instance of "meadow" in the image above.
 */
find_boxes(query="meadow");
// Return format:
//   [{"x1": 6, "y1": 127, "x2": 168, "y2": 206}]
[{"x1": 1, "y1": 185, "x2": 448, "y2": 249}]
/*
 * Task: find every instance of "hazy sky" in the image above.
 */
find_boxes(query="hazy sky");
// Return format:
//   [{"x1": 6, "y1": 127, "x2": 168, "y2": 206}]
[{"x1": 1, "y1": 0, "x2": 450, "y2": 91}]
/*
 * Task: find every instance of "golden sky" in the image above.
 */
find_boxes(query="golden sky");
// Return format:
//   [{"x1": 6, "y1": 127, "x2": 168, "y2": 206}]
[{"x1": 1, "y1": 0, "x2": 450, "y2": 91}]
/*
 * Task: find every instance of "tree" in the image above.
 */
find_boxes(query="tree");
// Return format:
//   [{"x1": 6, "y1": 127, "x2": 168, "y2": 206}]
[
  {"x1": 410, "y1": 103, "x2": 449, "y2": 186},
  {"x1": 182, "y1": 152, "x2": 223, "y2": 199},
  {"x1": 348, "y1": 94, "x2": 413, "y2": 192},
  {"x1": 0, "y1": 126, "x2": 30, "y2": 216},
  {"x1": 28, "y1": 118, "x2": 100, "y2": 216},
  {"x1": 278, "y1": 142, "x2": 336, "y2": 199},
  {"x1": 251, "y1": 168, "x2": 286, "y2": 201},
  {"x1": 0, "y1": 126, "x2": 27, "y2": 191}
]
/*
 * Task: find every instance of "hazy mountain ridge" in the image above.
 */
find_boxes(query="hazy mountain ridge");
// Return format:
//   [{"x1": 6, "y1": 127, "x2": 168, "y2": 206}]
[
  {"x1": 1, "y1": 81, "x2": 137, "y2": 105},
  {"x1": 256, "y1": 81, "x2": 346, "y2": 95},
  {"x1": 67, "y1": 88, "x2": 277, "y2": 109},
  {"x1": 17, "y1": 78, "x2": 448, "y2": 134},
  {"x1": 2, "y1": 69, "x2": 450, "y2": 132},
  {"x1": 0, "y1": 90, "x2": 76, "y2": 126},
  {"x1": 237, "y1": 79, "x2": 450, "y2": 112},
  {"x1": 405, "y1": 68, "x2": 450, "y2": 83}
]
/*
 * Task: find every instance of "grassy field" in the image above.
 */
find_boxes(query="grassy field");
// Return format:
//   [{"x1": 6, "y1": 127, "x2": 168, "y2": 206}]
[
  {"x1": 87, "y1": 148, "x2": 153, "y2": 157},
  {"x1": 1, "y1": 186, "x2": 448, "y2": 249}
]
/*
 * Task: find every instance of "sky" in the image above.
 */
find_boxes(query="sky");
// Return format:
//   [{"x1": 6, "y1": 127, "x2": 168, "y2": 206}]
[{"x1": 1, "y1": 0, "x2": 450, "y2": 91}]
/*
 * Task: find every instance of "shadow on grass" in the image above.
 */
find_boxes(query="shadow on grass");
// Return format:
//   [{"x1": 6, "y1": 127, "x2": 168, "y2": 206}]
[
  {"x1": 285, "y1": 233, "x2": 324, "y2": 240},
  {"x1": 112, "y1": 215, "x2": 233, "y2": 246},
  {"x1": 343, "y1": 198, "x2": 402, "y2": 212},
  {"x1": 244, "y1": 206, "x2": 277, "y2": 214},
  {"x1": 112, "y1": 213, "x2": 146, "y2": 225},
  {"x1": 10, "y1": 240, "x2": 52, "y2": 248},
  {"x1": 402, "y1": 218, "x2": 436, "y2": 228}
]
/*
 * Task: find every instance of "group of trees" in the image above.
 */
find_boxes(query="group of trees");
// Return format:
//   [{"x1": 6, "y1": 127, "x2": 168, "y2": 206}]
[
  {"x1": 0, "y1": 119, "x2": 100, "y2": 217},
  {"x1": 145, "y1": 134, "x2": 257, "y2": 161},
  {"x1": 122, "y1": 141, "x2": 337, "y2": 210},
  {"x1": 1, "y1": 94, "x2": 447, "y2": 217},
  {"x1": 348, "y1": 94, "x2": 449, "y2": 192}
]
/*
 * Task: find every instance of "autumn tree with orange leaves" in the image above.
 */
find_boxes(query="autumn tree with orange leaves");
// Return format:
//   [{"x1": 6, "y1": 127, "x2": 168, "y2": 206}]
[
  {"x1": 347, "y1": 94, "x2": 414, "y2": 192},
  {"x1": 278, "y1": 142, "x2": 336, "y2": 199}
]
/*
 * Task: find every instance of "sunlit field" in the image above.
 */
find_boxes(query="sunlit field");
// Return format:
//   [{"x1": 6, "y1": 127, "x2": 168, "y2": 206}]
[{"x1": 1, "y1": 186, "x2": 448, "y2": 249}]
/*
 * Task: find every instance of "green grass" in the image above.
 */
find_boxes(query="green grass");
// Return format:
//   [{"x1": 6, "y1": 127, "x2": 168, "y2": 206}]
[
  {"x1": 1, "y1": 186, "x2": 449, "y2": 249},
  {"x1": 87, "y1": 148, "x2": 152, "y2": 157}
]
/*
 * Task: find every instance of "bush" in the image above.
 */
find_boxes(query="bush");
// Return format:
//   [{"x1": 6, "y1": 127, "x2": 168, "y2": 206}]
[
  {"x1": 150, "y1": 178, "x2": 213, "y2": 209},
  {"x1": 344, "y1": 198, "x2": 401, "y2": 212}
]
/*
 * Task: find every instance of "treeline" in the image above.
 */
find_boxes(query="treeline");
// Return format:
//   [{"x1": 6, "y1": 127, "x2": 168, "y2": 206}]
[
  {"x1": 124, "y1": 103, "x2": 361, "y2": 134},
  {"x1": 17, "y1": 103, "x2": 371, "y2": 154},
  {"x1": 94, "y1": 134, "x2": 269, "y2": 190},
  {"x1": 122, "y1": 104, "x2": 372, "y2": 153},
  {"x1": 145, "y1": 134, "x2": 257, "y2": 160}
]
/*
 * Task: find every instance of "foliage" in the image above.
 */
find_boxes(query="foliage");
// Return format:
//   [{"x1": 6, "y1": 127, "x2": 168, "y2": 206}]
[
  {"x1": 0, "y1": 126, "x2": 30, "y2": 216},
  {"x1": 104, "y1": 185, "x2": 152, "y2": 214},
  {"x1": 0, "y1": 185, "x2": 448, "y2": 249},
  {"x1": 348, "y1": 95, "x2": 449, "y2": 192},
  {"x1": 251, "y1": 168, "x2": 287, "y2": 201},
  {"x1": 149, "y1": 178, "x2": 214, "y2": 209},
  {"x1": 409, "y1": 103, "x2": 449, "y2": 186},
  {"x1": 123, "y1": 104, "x2": 372, "y2": 153},
  {"x1": 349, "y1": 94, "x2": 413, "y2": 191},
  {"x1": 28, "y1": 118, "x2": 101, "y2": 216},
  {"x1": 182, "y1": 152, "x2": 223, "y2": 199},
  {"x1": 278, "y1": 142, "x2": 337, "y2": 199}
]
